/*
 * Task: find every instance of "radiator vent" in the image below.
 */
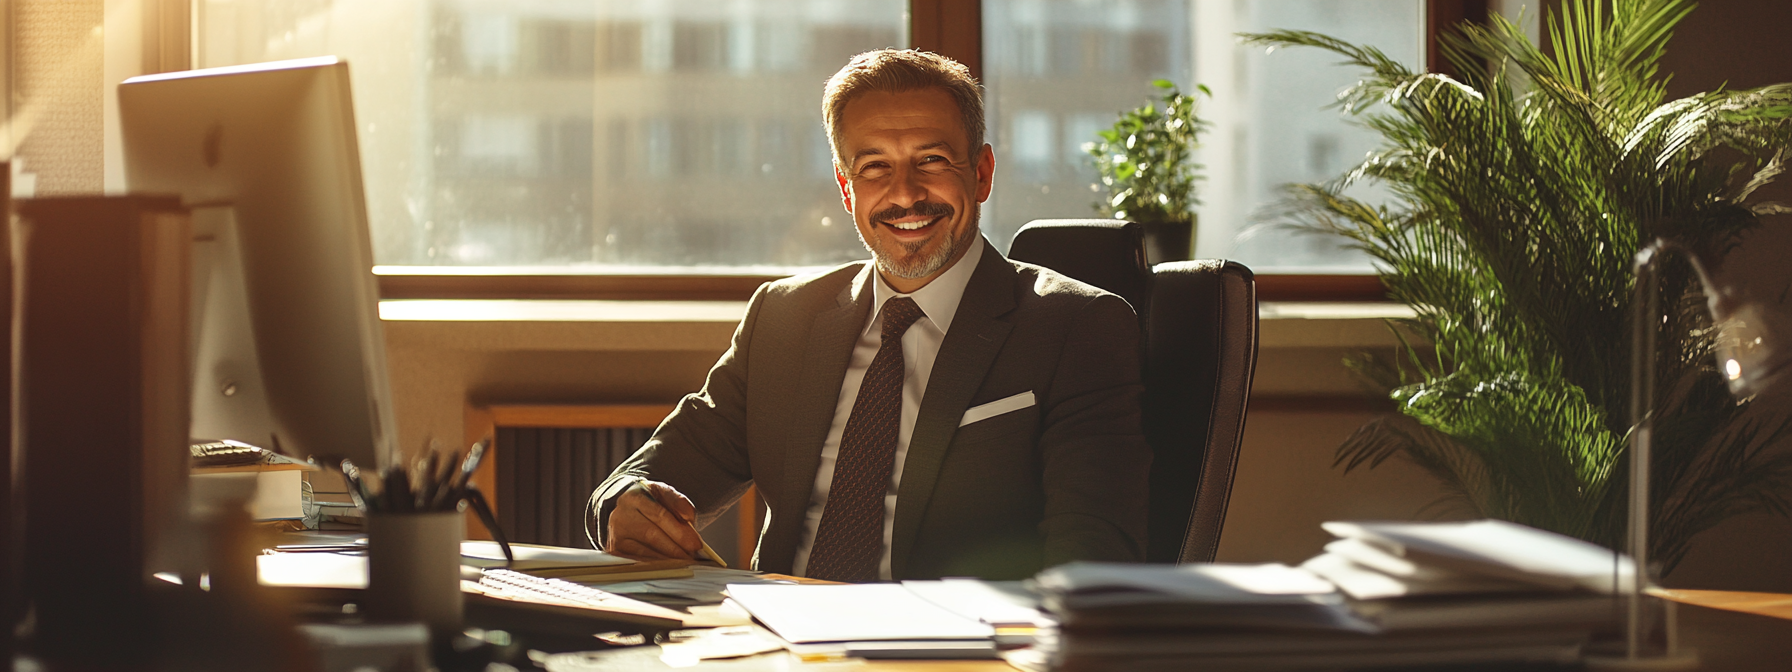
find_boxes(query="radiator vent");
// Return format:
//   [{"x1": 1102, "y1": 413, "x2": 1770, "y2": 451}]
[{"x1": 495, "y1": 426, "x2": 651, "y2": 548}]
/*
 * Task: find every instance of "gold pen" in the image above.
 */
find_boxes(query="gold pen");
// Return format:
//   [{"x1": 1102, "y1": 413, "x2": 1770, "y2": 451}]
[{"x1": 697, "y1": 537, "x2": 728, "y2": 568}]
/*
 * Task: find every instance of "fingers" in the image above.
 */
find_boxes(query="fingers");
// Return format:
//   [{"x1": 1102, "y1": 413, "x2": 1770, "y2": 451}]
[
  {"x1": 607, "y1": 506, "x2": 684, "y2": 560},
  {"x1": 641, "y1": 480, "x2": 698, "y2": 524},
  {"x1": 634, "y1": 482, "x2": 703, "y2": 553},
  {"x1": 611, "y1": 489, "x2": 693, "y2": 559},
  {"x1": 605, "y1": 482, "x2": 702, "y2": 560}
]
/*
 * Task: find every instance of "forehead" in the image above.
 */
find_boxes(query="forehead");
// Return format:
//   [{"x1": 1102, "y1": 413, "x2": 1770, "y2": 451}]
[{"x1": 838, "y1": 88, "x2": 968, "y2": 153}]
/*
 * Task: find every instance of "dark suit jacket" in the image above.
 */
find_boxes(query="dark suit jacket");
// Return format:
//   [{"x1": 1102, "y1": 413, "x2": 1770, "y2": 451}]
[{"x1": 587, "y1": 241, "x2": 1150, "y2": 580}]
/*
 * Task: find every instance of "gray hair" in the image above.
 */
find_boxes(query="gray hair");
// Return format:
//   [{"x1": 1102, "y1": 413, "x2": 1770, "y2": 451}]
[{"x1": 822, "y1": 49, "x2": 985, "y2": 170}]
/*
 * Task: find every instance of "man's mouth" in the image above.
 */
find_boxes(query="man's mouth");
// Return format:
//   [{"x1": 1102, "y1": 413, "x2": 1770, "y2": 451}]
[
  {"x1": 883, "y1": 217, "x2": 939, "y2": 232},
  {"x1": 871, "y1": 203, "x2": 953, "y2": 237}
]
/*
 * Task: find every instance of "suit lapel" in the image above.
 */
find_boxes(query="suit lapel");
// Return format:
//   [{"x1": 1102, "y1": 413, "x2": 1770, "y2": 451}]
[
  {"x1": 889, "y1": 244, "x2": 1016, "y2": 577},
  {"x1": 767, "y1": 264, "x2": 874, "y2": 569}
]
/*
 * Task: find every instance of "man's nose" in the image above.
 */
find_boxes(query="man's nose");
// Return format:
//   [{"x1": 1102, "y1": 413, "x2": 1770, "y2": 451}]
[{"x1": 887, "y1": 164, "x2": 927, "y2": 207}]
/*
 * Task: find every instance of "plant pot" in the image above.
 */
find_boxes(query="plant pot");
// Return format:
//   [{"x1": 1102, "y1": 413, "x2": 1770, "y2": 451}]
[{"x1": 1141, "y1": 216, "x2": 1196, "y2": 266}]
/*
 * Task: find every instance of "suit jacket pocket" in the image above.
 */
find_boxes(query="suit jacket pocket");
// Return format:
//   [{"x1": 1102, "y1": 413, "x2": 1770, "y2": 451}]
[
  {"x1": 959, "y1": 390, "x2": 1036, "y2": 427},
  {"x1": 950, "y1": 402, "x2": 1040, "y2": 449}
]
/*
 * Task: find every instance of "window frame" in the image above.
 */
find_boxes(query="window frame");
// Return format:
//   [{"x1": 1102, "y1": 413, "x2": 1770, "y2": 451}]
[{"x1": 366, "y1": 0, "x2": 1484, "y2": 303}]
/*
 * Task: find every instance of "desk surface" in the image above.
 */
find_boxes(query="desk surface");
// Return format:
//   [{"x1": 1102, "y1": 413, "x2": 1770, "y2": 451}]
[
  {"x1": 542, "y1": 595, "x2": 1792, "y2": 672},
  {"x1": 256, "y1": 539, "x2": 1791, "y2": 672},
  {"x1": 1672, "y1": 595, "x2": 1792, "y2": 671}
]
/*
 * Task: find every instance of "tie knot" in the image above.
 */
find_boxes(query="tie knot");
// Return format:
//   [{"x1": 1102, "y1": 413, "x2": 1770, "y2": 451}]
[{"x1": 880, "y1": 296, "x2": 925, "y2": 340}]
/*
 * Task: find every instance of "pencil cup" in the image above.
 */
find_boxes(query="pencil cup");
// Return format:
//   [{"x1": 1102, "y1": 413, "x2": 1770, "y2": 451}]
[{"x1": 367, "y1": 511, "x2": 463, "y2": 636}]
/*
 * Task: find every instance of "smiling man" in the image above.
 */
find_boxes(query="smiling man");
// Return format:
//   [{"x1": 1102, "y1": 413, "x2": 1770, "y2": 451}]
[{"x1": 587, "y1": 50, "x2": 1150, "y2": 581}]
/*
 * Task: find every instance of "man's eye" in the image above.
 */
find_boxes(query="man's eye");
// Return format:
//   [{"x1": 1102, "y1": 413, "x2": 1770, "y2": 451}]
[
  {"x1": 856, "y1": 163, "x2": 891, "y2": 179},
  {"x1": 918, "y1": 156, "x2": 952, "y2": 173}
]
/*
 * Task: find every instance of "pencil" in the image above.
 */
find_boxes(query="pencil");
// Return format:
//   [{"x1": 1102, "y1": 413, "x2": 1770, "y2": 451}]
[{"x1": 697, "y1": 537, "x2": 728, "y2": 568}]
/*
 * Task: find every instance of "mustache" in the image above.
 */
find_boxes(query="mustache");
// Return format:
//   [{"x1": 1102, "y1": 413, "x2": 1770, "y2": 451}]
[{"x1": 872, "y1": 201, "x2": 954, "y2": 225}]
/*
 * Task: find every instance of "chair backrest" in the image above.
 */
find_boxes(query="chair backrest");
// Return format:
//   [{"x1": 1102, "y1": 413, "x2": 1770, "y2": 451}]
[
  {"x1": 1005, "y1": 219, "x2": 1151, "y2": 316},
  {"x1": 1145, "y1": 260, "x2": 1257, "y2": 562},
  {"x1": 1008, "y1": 219, "x2": 1258, "y2": 563}
]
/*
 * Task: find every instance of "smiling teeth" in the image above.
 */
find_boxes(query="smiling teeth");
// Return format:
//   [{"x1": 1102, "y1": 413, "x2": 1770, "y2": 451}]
[{"x1": 892, "y1": 220, "x2": 930, "y2": 230}]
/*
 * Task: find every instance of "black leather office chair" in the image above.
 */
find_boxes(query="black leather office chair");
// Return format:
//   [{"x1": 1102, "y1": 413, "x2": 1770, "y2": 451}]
[{"x1": 1008, "y1": 219, "x2": 1258, "y2": 563}]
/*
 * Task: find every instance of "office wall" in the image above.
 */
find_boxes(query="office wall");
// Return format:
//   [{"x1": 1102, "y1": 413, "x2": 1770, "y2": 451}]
[
  {"x1": 10, "y1": 0, "x2": 105, "y2": 194},
  {"x1": 1661, "y1": 0, "x2": 1792, "y2": 307},
  {"x1": 1651, "y1": 0, "x2": 1792, "y2": 594}
]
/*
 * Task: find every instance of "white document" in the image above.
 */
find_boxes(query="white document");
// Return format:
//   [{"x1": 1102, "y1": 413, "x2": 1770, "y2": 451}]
[
  {"x1": 901, "y1": 579, "x2": 1048, "y2": 627},
  {"x1": 725, "y1": 583, "x2": 994, "y2": 644},
  {"x1": 1300, "y1": 551, "x2": 1533, "y2": 600},
  {"x1": 959, "y1": 391, "x2": 1035, "y2": 426},
  {"x1": 1321, "y1": 519, "x2": 1636, "y2": 593}
]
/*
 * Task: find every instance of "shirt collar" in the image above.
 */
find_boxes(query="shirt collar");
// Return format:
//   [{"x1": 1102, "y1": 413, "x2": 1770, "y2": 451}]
[{"x1": 866, "y1": 234, "x2": 984, "y2": 337}]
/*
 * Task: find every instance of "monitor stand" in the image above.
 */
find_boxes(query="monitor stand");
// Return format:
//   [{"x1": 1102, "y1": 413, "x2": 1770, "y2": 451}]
[{"x1": 189, "y1": 204, "x2": 278, "y2": 448}]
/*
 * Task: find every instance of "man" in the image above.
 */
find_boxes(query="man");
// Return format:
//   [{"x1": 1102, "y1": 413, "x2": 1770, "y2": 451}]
[{"x1": 586, "y1": 49, "x2": 1149, "y2": 581}]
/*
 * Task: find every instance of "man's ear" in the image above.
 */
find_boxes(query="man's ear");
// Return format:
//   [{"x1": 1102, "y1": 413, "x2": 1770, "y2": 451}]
[
  {"x1": 974, "y1": 143, "x2": 996, "y2": 203},
  {"x1": 835, "y1": 163, "x2": 854, "y2": 214}
]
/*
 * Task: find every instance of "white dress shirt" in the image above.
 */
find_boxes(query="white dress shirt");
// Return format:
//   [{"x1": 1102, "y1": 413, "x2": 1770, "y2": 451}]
[{"x1": 790, "y1": 235, "x2": 985, "y2": 580}]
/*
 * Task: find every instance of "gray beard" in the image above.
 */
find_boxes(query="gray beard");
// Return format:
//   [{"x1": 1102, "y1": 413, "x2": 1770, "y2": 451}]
[{"x1": 863, "y1": 209, "x2": 980, "y2": 281}]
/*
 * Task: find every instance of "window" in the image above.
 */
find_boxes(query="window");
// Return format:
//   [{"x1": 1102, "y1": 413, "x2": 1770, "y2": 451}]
[
  {"x1": 188, "y1": 1, "x2": 1455, "y2": 291},
  {"x1": 982, "y1": 0, "x2": 1424, "y2": 272},
  {"x1": 196, "y1": 0, "x2": 905, "y2": 270}
]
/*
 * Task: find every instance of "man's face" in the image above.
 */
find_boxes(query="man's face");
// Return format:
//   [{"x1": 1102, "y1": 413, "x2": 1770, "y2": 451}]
[{"x1": 834, "y1": 87, "x2": 995, "y2": 293}]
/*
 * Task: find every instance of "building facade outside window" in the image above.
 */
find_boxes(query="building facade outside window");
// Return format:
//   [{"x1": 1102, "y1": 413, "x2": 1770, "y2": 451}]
[{"x1": 200, "y1": 0, "x2": 904, "y2": 270}]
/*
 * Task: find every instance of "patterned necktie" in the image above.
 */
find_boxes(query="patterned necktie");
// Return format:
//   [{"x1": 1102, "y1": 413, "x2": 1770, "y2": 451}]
[{"x1": 806, "y1": 296, "x2": 926, "y2": 582}]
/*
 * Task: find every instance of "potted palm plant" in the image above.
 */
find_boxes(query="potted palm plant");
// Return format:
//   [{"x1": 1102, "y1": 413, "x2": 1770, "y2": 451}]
[
  {"x1": 1086, "y1": 80, "x2": 1210, "y2": 265},
  {"x1": 1245, "y1": 0, "x2": 1792, "y2": 572}
]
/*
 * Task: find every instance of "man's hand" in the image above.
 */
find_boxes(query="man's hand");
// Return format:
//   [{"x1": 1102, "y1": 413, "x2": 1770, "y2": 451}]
[{"x1": 605, "y1": 480, "x2": 703, "y2": 561}]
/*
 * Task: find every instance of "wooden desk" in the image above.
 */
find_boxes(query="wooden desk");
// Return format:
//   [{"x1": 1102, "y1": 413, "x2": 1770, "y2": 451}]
[
  {"x1": 1665, "y1": 590, "x2": 1792, "y2": 671},
  {"x1": 541, "y1": 591, "x2": 1792, "y2": 672}
]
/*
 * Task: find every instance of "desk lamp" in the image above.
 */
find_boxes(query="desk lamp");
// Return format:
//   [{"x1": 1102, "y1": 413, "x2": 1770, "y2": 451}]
[{"x1": 1595, "y1": 238, "x2": 1792, "y2": 669}]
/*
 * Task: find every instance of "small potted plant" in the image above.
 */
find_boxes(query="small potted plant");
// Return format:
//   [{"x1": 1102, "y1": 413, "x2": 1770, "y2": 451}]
[{"x1": 1086, "y1": 80, "x2": 1211, "y2": 265}]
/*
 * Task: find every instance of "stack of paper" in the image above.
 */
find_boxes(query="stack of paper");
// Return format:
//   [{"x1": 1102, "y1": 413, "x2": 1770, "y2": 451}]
[
  {"x1": 1034, "y1": 562, "x2": 1368, "y2": 632},
  {"x1": 1311, "y1": 520, "x2": 1635, "y2": 594},
  {"x1": 1301, "y1": 519, "x2": 1629, "y2": 633},
  {"x1": 459, "y1": 541, "x2": 695, "y2": 582},
  {"x1": 252, "y1": 553, "x2": 688, "y2": 632},
  {"x1": 1033, "y1": 562, "x2": 1421, "y2": 670},
  {"x1": 1032, "y1": 521, "x2": 1623, "y2": 671}
]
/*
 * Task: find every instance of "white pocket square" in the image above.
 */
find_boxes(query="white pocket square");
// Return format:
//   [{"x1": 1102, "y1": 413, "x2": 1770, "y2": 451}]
[{"x1": 959, "y1": 391, "x2": 1036, "y2": 427}]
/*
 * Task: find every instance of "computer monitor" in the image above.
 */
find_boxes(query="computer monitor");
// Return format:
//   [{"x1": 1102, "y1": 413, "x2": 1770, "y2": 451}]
[{"x1": 119, "y1": 57, "x2": 397, "y2": 469}]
